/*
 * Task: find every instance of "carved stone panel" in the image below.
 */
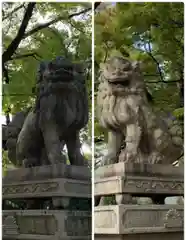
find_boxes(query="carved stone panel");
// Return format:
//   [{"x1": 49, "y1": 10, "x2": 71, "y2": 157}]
[
  {"x1": 3, "y1": 178, "x2": 91, "y2": 199},
  {"x1": 94, "y1": 176, "x2": 183, "y2": 196},
  {"x1": 3, "y1": 181, "x2": 59, "y2": 196},
  {"x1": 3, "y1": 210, "x2": 91, "y2": 240},
  {"x1": 94, "y1": 205, "x2": 184, "y2": 235},
  {"x1": 164, "y1": 208, "x2": 183, "y2": 228},
  {"x1": 64, "y1": 211, "x2": 91, "y2": 236},
  {"x1": 122, "y1": 176, "x2": 183, "y2": 194},
  {"x1": 3, "y1": 215, "x2": 19, "y2": 236}
]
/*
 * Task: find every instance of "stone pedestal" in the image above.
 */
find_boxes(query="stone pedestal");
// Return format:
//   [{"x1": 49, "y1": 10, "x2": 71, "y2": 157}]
[
  {"x1": 3, "y1": 164, "x2": 91, "y2": 239},
  {"x1": 3, "y1": 210, "x2": 91, "y2": 240},
  {"x1": 95, "y1": 163, "x2": 183, "y2": 205},
  {"x1": 94, "y1": 163, "x2": 184, "y2": 240}
]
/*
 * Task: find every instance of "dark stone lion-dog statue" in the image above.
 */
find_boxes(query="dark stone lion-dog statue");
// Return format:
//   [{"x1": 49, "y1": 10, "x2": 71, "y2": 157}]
[{"x1": 4, "y1": 56, "x2": 89, "y2": 168}]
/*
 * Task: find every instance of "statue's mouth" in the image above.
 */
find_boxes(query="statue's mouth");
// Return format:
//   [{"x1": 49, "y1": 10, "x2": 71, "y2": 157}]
[
  {"x1": 44, "y1": 67, "x2": 74, "y2": 82},
  {"x1": 108, "y1": 79, "x2": 130, "y2": 87}
]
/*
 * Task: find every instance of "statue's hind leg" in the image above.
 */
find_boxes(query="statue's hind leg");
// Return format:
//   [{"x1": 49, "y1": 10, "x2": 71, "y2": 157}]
[{"x1": 66, "y1": 131, "x2": 85, "y2": 166}]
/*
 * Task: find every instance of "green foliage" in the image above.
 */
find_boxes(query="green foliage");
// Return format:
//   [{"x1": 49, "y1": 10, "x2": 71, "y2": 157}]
[
  {"x1": 3, "y1": 2, "x2": 92, "y2": 113},
  {"x1": 173, "y1": 107, "x2": 184, "y2": 119}
]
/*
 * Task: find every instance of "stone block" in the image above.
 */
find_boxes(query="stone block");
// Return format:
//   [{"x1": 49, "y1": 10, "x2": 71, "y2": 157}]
[
  {"x1": 94, "y1": 205, "x2": 184, "y2": 235},
  {"x1": 3, "y1": 210, "x2": 91, "y2": 240},
  {"x1": 3, "y1": 163, "x2": 91, "y2": 183},
  {"x1": 95, "y1": 175, "x2": 183, "y2": 197},
  {"x1": 3, "y1": 178, "x2": 91, "y2": 199},
  {"x1": 95, "y1": 163, "x2": 183, "y2": 179},
  {"x1": 95, "y1": 232, "x2": 183, "y2": 240},
  {"x1": 95, "y1": 163, "x2": 183, "y2": 197}
]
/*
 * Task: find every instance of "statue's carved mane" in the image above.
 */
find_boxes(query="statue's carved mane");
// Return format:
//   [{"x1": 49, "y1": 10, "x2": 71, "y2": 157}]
[{"x1": 97, "y1": 56, "x2": 183, "y2": 166}]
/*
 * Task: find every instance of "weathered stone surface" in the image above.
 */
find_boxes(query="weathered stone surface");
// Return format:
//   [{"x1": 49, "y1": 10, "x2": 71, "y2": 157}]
[
  {"x1": 5, "y1": 57, "x2": 89, "y2": 168},
  {"x1": 3, "y1": 163, "x2": 91, "y2": 183},
  {"x1": 97, "y1": 56, "x2": 183, "y2": 166},
  {"x1": 95, "y1": 163, "x2": 183, "y2": 179},
  {"x1": 3, "y1": 210, "x2": 91, "y2": 239},
  {"x1": 3, "y1": 178, "x2": 91, "y2": 199},
  {"x1": 94, "y1": 163, "x2": 183, "y2": 198},
  {"x1": 94, "y1": 205, "x2": 184, "y2": 235},
  {"x1": 95, "y1": 175, "x2": 183, "y2": 197}
]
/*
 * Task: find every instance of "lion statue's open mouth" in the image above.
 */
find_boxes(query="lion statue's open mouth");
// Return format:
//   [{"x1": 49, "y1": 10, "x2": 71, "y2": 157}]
[
  {"x1": 101, "y1": 57, "x2": 133, "y2": 88},
  {"x1": 43, "y1": 64, "x2": 75, "y2": 82},
  {"x1": 107, "y1": 79, "x2": 130, "y2": 87}
]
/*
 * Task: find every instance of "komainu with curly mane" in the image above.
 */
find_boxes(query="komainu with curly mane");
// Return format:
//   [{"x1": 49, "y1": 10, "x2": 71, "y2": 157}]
[
  {"x1": 5, "y1": 56, "x2": 89, "y2": 167},
  {"x1": 97, "y1": 56, "x2": 183, "y2": 165}
]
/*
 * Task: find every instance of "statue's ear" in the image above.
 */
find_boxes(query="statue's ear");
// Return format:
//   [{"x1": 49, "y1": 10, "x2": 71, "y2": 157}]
[
  {"x1": 132, "y1": 61, "x2": 142, "y2": 71},
  {"x1": 99, "y1": 62, "x2": 105, "y2": 70},
  {"x1": 74, "y1": 63, "x2": 85, "y2": 74}
]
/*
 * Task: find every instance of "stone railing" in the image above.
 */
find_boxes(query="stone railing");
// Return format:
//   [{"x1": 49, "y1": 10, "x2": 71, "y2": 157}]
[
  {"x1": 94, "y1": 162, "x2": 184, "y2": 240},
  {"x1": 3, "y1": 163, "x2": 91, "y2": 240}
]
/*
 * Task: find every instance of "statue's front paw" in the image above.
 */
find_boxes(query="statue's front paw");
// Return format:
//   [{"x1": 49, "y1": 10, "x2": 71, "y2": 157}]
[
  {"x1": 102, "y1": 155, "x2": 117, "y2": 166},
  {"x1": 23, "y1": 158, "x2": 38, "y2": 168},
  {"x1": 119, "y1": 150, "x2": 137, "y2": 163}
]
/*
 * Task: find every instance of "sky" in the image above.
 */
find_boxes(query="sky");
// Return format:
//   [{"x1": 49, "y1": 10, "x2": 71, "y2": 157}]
[{"x1": 1, "y1": 116, "x2": 6, "y2": 125}]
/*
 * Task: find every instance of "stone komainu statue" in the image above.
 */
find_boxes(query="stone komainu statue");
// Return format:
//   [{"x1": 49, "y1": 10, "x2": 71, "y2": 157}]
[
  {"x1": 97, "y1": 56, "x2": 183, "y2": 165},
  {"x1": 4, "y1": 56, "x2": 89, "y2": 167}
]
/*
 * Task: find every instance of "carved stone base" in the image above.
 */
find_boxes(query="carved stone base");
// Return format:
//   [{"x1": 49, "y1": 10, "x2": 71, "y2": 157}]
[
  {"x1": 3, "y1": 210, "x2": 91, "y2": 239},
  {"x1": 94, "y1": 205, "x2": 183, "y2": 235},
  {"x1": 95, "y1": 163, "x2": 183, "y2": 203},
  {"x1": 3, "y1": 164, "x2": 91, "y2": 211},
  {"x1": 3, "y1": 177, "x2": 91, "y2": 200}
]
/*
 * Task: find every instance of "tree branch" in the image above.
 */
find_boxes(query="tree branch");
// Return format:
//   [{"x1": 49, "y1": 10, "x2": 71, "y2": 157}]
[
  {"x1": 146, "y1": 80, "x2": 181, "y2": 83},
  {"x1": 94, "y1": 3, "x2": 101, "y2": 10},
  {"x1": 23, "y1": 7, "x2": 91, "y2": 39},
  {"x1": 68, "y1": 21, "x2": 86, "y2": 34},
  {"x1": 11, "y1": 52, "x2": 41, "y2": 60},
  {"x1": 3, "y1": 3, "x2": 36, "y2": 64},
  {"x1": 3, "y1": 3, "x2": 25, "y2": 21},
  {"x1": 2, "y1": 64, "x2": 9, "y2": 84},
  {"x1": 143, "y1": 38, "x2": 164, "y2": 82},
  {"x1": 170, "y1": 19, "x2": 184, "y2": 28}
]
